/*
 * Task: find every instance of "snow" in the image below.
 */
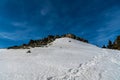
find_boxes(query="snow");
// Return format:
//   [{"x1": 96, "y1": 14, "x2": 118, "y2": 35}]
[{"x1": 0, "y1": 38, "x2": 120, "y2": 80}]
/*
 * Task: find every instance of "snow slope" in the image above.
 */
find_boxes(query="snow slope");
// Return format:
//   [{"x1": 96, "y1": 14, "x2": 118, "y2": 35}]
[{"x1": 0, "y1": 38, "x2": 120, "y2": 80}]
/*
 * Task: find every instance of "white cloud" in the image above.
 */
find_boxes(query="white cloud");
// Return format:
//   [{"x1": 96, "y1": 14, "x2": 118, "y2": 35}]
[
  {"x1": 11, "y1": 22, "x2": 28, "y2": 28},
  {"x1": 0, "y1": 29, "x2": 34, "y2": 41}
]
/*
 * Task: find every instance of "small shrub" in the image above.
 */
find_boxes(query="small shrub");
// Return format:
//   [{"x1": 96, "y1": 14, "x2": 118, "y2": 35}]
[
  {"x1": 69, "y1": 40, "x2": 71, "y2": 42},
  {"x1": 27, "y1": 50, "x2": 31, "y2": 53}
]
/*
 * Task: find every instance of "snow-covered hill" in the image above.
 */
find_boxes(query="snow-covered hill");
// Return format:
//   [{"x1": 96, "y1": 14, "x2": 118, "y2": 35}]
[{"x1": 0, "y1": 38, "x2": 120, "y2": 80}]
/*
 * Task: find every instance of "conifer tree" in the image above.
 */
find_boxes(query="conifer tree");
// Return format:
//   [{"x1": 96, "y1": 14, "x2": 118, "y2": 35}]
[
  {"x1": 102, "y1": 45, "x2": 106, "y2": 48},
  {"x1": 107, "y1": 40, "x2": 113, "y2": 49}
]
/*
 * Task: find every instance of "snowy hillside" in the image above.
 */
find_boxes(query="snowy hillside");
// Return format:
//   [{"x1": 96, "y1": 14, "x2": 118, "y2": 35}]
[{"x1": 0, "y1": 38, "x2": 120, "y2": 80}]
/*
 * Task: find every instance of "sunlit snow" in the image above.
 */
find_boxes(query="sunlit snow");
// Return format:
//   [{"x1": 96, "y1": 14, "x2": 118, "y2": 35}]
[{"x1": 0, "y1": 38, "x2": 120, "y2": 80}]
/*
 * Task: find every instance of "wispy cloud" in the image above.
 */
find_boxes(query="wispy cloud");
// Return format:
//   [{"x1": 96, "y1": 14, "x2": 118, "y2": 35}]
[
  {"x1": 97, "y1": 7, "x2": 120, "y2": 33},
  {"x1": 91, "y1": 7, "x2": 120, "y2": 46},
  {"x1": 11, "y1": 22, "x2": 27, "y2": 28},
  {"x1": 0, "y1": 29, "x2": 35, "y2": 41}
]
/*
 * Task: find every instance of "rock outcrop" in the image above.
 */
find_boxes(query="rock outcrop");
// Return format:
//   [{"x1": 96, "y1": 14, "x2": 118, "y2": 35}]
[{"x1": 8, "y1": 34, "x2": 88, "y2": 49}]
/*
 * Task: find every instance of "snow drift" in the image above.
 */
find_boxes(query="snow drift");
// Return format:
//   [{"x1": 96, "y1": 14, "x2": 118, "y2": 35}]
[{"x1": 0, "y1": 38, "x2": 120, "y2": 80}]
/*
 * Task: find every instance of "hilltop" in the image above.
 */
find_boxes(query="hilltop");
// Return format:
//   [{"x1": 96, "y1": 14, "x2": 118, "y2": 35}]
[
  {"x1": 0, "y1": 38, "x2": 120, "y2": 80},
  {"x1": 8, "y1": 33, "x2": 88, "y2": 49}
]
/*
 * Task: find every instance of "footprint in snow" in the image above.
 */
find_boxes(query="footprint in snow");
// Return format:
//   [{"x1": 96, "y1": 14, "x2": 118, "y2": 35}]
[{"x1": 47, "y1": 77, "x2": 53, "y2": 80}]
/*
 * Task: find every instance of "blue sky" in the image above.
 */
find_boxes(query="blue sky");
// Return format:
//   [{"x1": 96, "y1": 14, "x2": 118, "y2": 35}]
[{"x1": 0, "y1": 0, "x2": 120, "y2": 48}]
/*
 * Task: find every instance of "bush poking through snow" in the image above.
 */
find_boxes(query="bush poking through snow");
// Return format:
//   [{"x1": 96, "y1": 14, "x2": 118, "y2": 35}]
[
  {"x1": 27, "y1": 50, "x2": 31, "y2": 53},
  {"x1": 69, "y1": 40, "x2": 71, "y2": 42}
]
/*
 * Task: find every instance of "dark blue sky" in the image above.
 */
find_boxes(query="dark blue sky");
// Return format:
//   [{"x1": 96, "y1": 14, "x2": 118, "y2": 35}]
[{"x1": 0, "y1": 0, "x2": 120, "y2": 48}]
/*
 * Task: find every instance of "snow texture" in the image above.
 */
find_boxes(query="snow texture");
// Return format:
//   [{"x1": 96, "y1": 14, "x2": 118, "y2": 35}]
[{"x1": 0, "y1": 38, "x2": 120, "y2": 80}]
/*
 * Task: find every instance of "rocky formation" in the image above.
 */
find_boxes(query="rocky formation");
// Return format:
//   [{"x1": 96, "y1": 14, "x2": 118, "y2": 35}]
[{"x1": 8, "y1": 34, "x2": 88, "y2": 49}]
